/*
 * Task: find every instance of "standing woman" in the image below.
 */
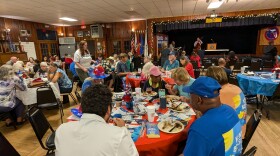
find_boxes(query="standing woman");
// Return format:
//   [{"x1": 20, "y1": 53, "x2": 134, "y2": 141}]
[{"x1": 74, "y1": 41, "x2": 93, "y2": 82}]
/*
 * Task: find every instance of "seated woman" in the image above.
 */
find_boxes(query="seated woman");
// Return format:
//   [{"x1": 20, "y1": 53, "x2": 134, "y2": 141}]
[
  {"x1": 165, "y1": 67, "x2": 195, "y2": 102},
  {"x1": 26, "y1": 57, "x2": 35, "y2": 69},
  {"x1": 180, "y1": 56, "x2": 195, "y2": 78},
  {"x1": 54, "y1": 55, "x2": 63, "y2": 68},
  {"x1": 206, "y1": 66, "x2": 247, "y2": 138},
  {"x1": 48, "y1": 63, "x2": 72, "y2": 104},
  {"x1": 34, "y1": 62, "x2": 48, "y2": 78},
  {"x1": 143, "y1": 66, "x2": 167, "y2": 94},
  {"x1": 0, "y1": 65, "x2": 27, "y2": 126}
]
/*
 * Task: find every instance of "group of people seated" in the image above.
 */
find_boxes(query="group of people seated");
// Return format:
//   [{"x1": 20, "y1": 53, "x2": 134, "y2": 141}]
[{"x1": 0, "y1": 39, "x2": 249, "y2": 155}]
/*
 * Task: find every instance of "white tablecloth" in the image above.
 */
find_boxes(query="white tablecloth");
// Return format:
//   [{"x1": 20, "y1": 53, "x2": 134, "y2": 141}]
[{"x1": 16, "y1": 82, "x2": 60, "y2": 105}]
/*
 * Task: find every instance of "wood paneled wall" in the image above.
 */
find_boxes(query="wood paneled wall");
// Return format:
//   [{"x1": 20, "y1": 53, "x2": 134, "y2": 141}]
[
  {"x1": 0, "y1": 17, "x2": 62, "y2": 60},
  {"x1": 1, "y1": 8, "x2": 279, "y2": 61}
]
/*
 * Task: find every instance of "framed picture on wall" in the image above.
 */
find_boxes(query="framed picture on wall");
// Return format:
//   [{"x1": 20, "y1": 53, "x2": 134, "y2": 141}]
[
  {"x1": 77, "y1": 31, "x2": 83, "y2": 37},
  {"x1": 20, "y1": 30, "x2": 27, "y2": 37},
  {"x1": 85, "y1": 31, "x2": 90, "y2": 37}
]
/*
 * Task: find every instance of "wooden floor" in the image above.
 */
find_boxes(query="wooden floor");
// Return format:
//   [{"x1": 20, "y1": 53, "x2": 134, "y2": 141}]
[{"x1": 1, "y1": 98, "x2": 280, "y2": 156}]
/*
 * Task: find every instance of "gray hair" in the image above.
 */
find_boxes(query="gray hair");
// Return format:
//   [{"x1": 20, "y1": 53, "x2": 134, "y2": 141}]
[{"x1": 0, "y1": 65, "x2": 15, "y2": 81}]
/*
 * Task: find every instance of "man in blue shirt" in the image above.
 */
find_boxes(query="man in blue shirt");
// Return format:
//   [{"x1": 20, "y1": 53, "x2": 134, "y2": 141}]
[
  {"x1": 182, "y1": 76, "x2": 242, "y2": 156},
  {"x1": 162, "y1": 52, "x2": 179, "y2": 71}
]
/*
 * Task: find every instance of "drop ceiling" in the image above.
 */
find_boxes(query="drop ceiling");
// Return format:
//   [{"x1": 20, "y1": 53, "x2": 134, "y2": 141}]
[{"x1": 0, "y1": 0, "x2": 279, "y2": 26}]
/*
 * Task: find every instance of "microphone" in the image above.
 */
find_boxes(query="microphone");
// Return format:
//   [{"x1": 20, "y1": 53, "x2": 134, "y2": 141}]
[{"x1": 211, "y1": 39, "x2": 215, "y2": 43}]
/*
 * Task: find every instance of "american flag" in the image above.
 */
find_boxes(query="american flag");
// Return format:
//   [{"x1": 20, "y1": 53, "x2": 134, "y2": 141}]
[{"x1": 131, "y1": 32, "x2": 135, "y2": 53}]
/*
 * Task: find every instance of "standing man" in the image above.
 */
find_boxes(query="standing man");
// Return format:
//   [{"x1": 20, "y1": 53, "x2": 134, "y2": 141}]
[
  {"x1": 182, "y1": 76, "x2": 242, "y2": 156},
  {"x1": 194, "y1": 37, "x2": 204, "y2": 61},
  {"x1": 263, "y1": 40, "x2": 278, "y2": 64},
  {"x1": 160, "y1": 42, "x2": 170, "y2": 67}
]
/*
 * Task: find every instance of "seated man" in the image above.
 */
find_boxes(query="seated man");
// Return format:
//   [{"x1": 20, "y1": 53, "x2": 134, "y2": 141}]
[
  {"x1": 55, "y1": 84, "x2": 138, "y2": 156},
  {"x1": 162, "y1": 52, "x2": 179, "y2": 72},
  {"x1": 218, "y1": 58, "x2": 232, "y2": 79},
  {"x1": 6, "y1": 56, "x2": 18, "y2": 66},
  {"x1": 182, "y1": 76, "x2": 242, "y2": 156}
]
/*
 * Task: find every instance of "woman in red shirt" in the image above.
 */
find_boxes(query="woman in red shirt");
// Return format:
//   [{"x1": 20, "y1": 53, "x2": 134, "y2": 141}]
[
  {"x1": 180, "y1": 56, "x2": 195, "y2": 78},
  {"x1": 190, "y1": 51, "x2": 201, "y2": 68}
]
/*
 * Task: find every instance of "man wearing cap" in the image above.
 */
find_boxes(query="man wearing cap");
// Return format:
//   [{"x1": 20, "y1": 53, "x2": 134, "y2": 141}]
[
  {"x1": 182, "y1": 76, "x2": 242, "y2": 156},
  {"x1": 162, "y1": 52, "x2": 179, "y2": 72}
]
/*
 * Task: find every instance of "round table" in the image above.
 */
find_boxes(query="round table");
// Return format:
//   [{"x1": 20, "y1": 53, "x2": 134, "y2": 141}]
[
  {"x1": 126, "y1": 74, "x2": 142, "y2": 88},
  {"x1": 68, "y1": 99, "x2": 196, "y2": 156}
]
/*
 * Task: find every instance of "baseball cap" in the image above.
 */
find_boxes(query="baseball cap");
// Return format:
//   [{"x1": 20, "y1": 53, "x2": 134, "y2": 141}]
[
  {"x1": 169, "y1": 51, "x2": 176, "y2": 55},
  {"x1": 149, "y1": 66, "x2": 162, "y2": 76},
  {"x1": 183, "y1": 76, "x2": 221, "y2": 98}
]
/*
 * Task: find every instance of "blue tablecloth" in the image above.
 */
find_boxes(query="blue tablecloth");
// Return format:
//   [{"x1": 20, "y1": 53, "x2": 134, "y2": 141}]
[{"x1": 237, "y1": 74, "x2": 279, "y2": 96}]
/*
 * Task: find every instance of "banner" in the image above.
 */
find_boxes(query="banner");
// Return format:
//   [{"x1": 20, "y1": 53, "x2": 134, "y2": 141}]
[{"x1": 259, "y1": 26, "x2": 280, "y2": 45}]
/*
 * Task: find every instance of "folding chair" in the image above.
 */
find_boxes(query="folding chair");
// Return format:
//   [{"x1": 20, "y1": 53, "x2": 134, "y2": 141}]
[
  {"x1": 36, "y1": 86, "x2": 64, "y2": 123},
  {"x1": 232, "y1": 62, "x2": 244, "y2": 74},
  {"x1": 0, "y1": 132, "x2": 20, "y2": 156},
  {"x1": 242, "y1": 146, "x2": 257, "y2": 156},
  {"x1": 249, "y1": 61, "x2": 262, "y2": 71},
  {"x1": 27, "y1": 107, "x2": 55, "y2": 156},
  {"x1": 0, "y1": 112, "x2": 17, "y2": 130},
  {"x1": 262, "y1": 60, "x2": 274, "y2": 71},
  {"x1": 60, "y1": 80, "x2": 79, "y2": 105},
  {"x1": 242, "y1": 109, "x2": 262, "y2": 153}
]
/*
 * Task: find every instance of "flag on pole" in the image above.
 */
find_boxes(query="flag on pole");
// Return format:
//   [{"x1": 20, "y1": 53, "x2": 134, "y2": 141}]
[
  {"x1": 140, "y1": 33, "x2": 144, "y2": 55},
  {"x1": 131, "y1": 32, "x2": 135, "y2": 53}
]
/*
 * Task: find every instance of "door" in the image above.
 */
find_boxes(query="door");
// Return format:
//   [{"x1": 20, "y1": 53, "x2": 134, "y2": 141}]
[{"x1": 39, "y1": 42, "x2": 59, "y2": 59}]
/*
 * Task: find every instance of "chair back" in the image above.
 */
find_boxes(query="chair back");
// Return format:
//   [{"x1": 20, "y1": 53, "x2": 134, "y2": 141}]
[
  {"x1": 233, "y1": 62, "x2": 244, "y2": 71},
  {"x1": 243, "y1": 59, "x2": 251, "y2": 67},
  {"x1": 262, "y1": 60, "x2": 274, "y2": 71},
  {"x1": 27, "y1": 107, "x2": 54, "y2": 150},
  {"x1": 0, "y1": 132, "x2": 20, "y2": 156},
  {"x1": 242, "y1": 146, "x2": 257, "y2": 156},
  {"x1": 242, "y1": 110, "x2": 262, "y2": 153},
  {"x1": 37, "y1": 86, "x2": 58, "y2": 106},
  {"x1": 249, "y1": 61, "x2": 262, "y2": 71}
]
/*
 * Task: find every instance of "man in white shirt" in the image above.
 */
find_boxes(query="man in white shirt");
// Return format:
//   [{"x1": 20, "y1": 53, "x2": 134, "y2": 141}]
[{"x1": 55, "y1": 84, "x2": 139, "y2": 156}]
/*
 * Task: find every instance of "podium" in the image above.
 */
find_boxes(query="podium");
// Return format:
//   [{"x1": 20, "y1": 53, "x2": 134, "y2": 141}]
[{"x1": 207, "y1": 43, "x2": 217, "y2": 50}]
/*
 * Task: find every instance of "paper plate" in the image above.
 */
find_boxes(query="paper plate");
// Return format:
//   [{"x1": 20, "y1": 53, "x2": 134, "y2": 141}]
[
  {"x1": 158, "y1": 121, "x2": 184, "y2": 134},
  {"x1": 169, "y1": 102, "x2": 190, "y2": 113},
  {"x1": 142, "y1": 91, "x2": 157, "y2": 97}
]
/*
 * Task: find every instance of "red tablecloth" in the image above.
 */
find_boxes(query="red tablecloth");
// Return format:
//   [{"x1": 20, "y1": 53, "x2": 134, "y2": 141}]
[
  {"x1": 162, "y1": 77, "x2": 175, "y2": 85},
  {"x1": 126, "y1": 74, "x2": 142, "y2": 88},
  {"x1": 134, "y1": 104, "x2": 196, "y2": 156}
]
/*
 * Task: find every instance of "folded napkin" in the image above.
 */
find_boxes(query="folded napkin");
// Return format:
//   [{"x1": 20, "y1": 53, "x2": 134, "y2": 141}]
[{"x1": 131, "y1": 126, "x2": 141, "y2": 142}]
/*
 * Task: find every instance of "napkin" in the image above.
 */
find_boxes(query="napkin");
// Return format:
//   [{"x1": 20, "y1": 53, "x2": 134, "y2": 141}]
[{"x1": 131, "y1": 126, "x2": 141, "y2": 142}]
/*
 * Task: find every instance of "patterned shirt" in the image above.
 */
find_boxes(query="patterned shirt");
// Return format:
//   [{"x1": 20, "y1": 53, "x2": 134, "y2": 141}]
[
  {"x1": 56, "y1": 68, "x2": 72, "y2": 89},
  {"x1": 0, "y1": 76, "x2": 27, "y2": 108}
]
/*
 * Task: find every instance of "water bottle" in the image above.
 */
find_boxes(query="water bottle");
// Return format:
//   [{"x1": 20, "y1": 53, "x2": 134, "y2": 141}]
[{"x1": 159, "y1": 89, "x2": 167, "y2": 109}]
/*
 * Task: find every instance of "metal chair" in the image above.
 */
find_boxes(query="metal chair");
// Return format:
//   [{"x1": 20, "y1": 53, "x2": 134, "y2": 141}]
[
  {"x1": 0, "y1": 112, "x2": 17, "y2": 130},
  {"x1": 0, "y1": 132, "x2": 20, "y2": 156},
  {"x1": 27, "y1": 107, "x2": 55, "y2": 155},
  {"x1": 242, "y1": 109, "x2": 262, "y2": 153},
  {"x1": 249, "y1": 61, "x2": 262, "y2": 71},
  {"x1": 60, "y1": 79, "x2": 79, "y2": 105},
  {"x1": 262, "y1": 60, "x2": 274, "y2": 71},
  {"x1": 232, "y1": 62, "x2": 244, "y2": 74},
  {"x1": 242, "y1": 146, "x2": 257, "y2": 156},
  {"x1": 36, "y1": 86, "x2": 64, "y2": 123}
]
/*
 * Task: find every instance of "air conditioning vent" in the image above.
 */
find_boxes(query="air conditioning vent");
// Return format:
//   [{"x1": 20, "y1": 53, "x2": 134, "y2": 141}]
[{"x1": 59, "y1": 37, "x2": 75, "y2": 44}]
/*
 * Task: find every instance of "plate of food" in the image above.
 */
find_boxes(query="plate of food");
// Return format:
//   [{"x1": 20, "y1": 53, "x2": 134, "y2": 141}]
[
  {"x1": 169, "y1": 102, "x2": 190, "y2": 113},
  {"x1": 158, "y1": 120, "x2": 184, "y2": 134},
  {"x1": 142, "y1": 91, "x2": 157, "y2": 97},
  {"x1": 166, "y1": 95, "x2": 180, "y2": 102}
]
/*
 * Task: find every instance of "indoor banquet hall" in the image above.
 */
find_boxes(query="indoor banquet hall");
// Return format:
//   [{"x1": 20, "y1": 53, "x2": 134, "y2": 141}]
[{"x1": 0, "y1": 0, "x2": 280, "y2": 155}]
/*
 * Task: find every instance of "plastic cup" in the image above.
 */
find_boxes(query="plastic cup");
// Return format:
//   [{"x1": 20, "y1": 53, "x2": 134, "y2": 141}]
[
  {"x1": 135, "y1": 87, "x2": 141, "y2": 97},
  {"x1": 146, "y1": 105, "x2": 155, "y2": 122}
]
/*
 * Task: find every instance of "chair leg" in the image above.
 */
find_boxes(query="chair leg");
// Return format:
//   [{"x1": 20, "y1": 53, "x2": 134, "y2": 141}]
[{"x1": 70, "y1": 93, "x2": 78, "y2": 105}]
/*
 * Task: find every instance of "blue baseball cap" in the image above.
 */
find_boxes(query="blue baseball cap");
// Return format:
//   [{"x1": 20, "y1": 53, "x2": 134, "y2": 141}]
[
  {"x1": 169, "y1": 51, "x2": 176, "y2": 55},
  {"x1": 183, "y1": 76, "x2": 221, "y2": 98}
]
